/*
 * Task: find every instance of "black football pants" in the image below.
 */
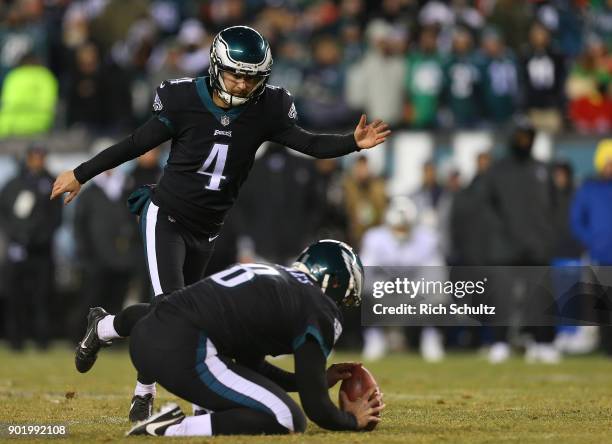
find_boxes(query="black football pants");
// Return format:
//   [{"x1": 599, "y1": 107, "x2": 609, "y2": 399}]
[
  {"x1": 129, "y1": 305, "x2": 307, "y2": 435},
  {"x1": 139, "y1": 199, "x2": 216, "y2": 297}
]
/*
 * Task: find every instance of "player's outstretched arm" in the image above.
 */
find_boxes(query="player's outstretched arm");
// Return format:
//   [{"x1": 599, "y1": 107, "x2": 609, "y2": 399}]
[
  {"x1": 270, "y1": 114, "x2": 391, "y2": 160},
  {"x1": 50, "y1": 117, "x2": 172, "y2": 205}
]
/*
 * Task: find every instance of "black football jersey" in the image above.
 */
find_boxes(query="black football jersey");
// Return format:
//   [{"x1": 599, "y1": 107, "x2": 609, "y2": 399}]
[
  {"x1": 151, "y1": 77, "x2": 302, "y2": 235},
  {"x1": 159, "y1": 263, "x2": 343, "y2": 360},
  {"x1": 73, "y1": 77, "x2": 357, "y2": 233}
]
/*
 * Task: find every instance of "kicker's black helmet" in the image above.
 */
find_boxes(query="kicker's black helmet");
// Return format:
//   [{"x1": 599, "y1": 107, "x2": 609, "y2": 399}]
[{"x1": 209, "y1": 25, "x2": 273, "y2": 106}]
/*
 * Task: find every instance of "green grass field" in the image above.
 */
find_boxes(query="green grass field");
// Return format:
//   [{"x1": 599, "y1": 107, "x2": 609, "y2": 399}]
[{"x1": 0, "y1": 345, "x2": 611, "y2": 443}]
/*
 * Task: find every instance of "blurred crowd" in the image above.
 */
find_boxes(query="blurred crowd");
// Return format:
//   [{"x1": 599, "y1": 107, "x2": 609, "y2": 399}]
[
  {"x1": 1, "y1": 126, "x2": 612, "y2": 364},
  {"x1": 1, "y1": 0, "x2": 612, "y2": 361},
  {"x1": 0, "y1": 0, "x2": 612, "y2": 139}
]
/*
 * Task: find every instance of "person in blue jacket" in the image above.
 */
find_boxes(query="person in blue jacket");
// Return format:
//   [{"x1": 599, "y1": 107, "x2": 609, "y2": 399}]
[
  {"x1": 571, "y1": 139, "x2": 612, "y2": 355},
  {"x1": 571, "y1": 139, "x2": 612, "y2": 266}
]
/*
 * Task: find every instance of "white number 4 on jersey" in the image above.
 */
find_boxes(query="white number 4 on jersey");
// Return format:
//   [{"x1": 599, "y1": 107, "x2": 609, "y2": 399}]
[{"x1": 198, "y1": 143, "x2": 228, "y2": 191}]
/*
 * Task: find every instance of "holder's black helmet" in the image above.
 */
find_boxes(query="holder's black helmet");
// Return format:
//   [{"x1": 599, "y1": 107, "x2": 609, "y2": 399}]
[{"x1": 293, "y1": 240, "x2": 364, "y2": 307}]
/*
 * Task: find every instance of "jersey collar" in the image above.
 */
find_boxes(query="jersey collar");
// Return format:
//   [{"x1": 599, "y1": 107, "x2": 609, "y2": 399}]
[{"x1": 195, "y1": 77, "x2": 247, "y2": 126}]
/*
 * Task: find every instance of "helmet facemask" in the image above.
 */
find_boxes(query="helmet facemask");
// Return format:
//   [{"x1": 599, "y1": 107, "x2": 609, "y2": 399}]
[{"x1": 338, "y1": 248, "x2": 363, "y2": 307}]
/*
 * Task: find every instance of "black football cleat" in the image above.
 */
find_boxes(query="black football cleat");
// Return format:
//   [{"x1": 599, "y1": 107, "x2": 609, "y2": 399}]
[
  {"x1": 75, "y1": 307, "x2": 111, "y2": 373},
  {"x1": 126, "y1": 403, "x2": 185, "y2": 436},
  {"x1": 129, "y1": 394, "x2": 154, "y2": 422}
]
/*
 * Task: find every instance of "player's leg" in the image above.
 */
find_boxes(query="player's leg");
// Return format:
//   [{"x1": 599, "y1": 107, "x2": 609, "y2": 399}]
[
  {"x1": 170, "y1": 352, "x2": 307, "y2": 436},
  {"x1": 128, "y1": 403, "x2": 296, "y2": 437},
  {"x1": 130, "y1": 200, "x2": 191, "y2": 420},
  {"x1": 112, "y1": 303, "x2": 151, "y2": 336},
  {"x1": 182, "y1": 231, "x2": 216, "y2": 285},
  {"x1": 73, "y1": 300, "x2": 157, "y2": 420},
  {"x1": 140, "y1": 199, "x2": 188, "y2": 296},
  {"x1": 182, "y1": 232, "x2": 216, "y2": 414},
  {"x1": 128, "y1": 313, "x2": 306, "y2": 436},
  {"x1": 75, "y1": 303, "x2": 151, "y2": 368}
]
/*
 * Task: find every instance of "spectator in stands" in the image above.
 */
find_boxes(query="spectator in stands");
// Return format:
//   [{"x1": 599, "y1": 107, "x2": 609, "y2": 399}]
[
  {"x1": 534, "y1": 0, "x2": 584, "y2": 59},
  {"x1": 343, "y1": 155, "x2": 387, "y2": 247},
  {"x1": 0, "y1": 53, "x2": 57, "y2": 137},
  {"x1": 404, "y1": 25, "x2": 444, "y2": 129},
  {"x1": 377, "y1": 0, "x2": 417, "y2": 32},
  {"x1": 299, "y1": 35, "x2": 358, "y2": 131},
  {"x1": 481, "y1": 122, "x2": 559, "y2": 364},
  {"x1": 148, "y1": 39, "x2": 186, "y2": 92},
  {"x1": 520, "y1": 22, "x2": 565, "y2": 133},
  {"x1": 0, "y1": 0, "x2": 48, "y2": 83},
  {"x1": 450, "y1": 151, "x2": 492, "y2": 265},
  {"x1": 570, "y1": 139, "x2": 612, "y2": 355},
  {"x1": 488, "y1": 0, "x2": 532, "y2": 53},
  {"x1": 477, "y1": 28, "x2": 519, "y2": 126},
  {"x1": 1, "y1": 0, "x2": 610, "y2": 139},
  {"x1": 566, "y1": 35, "x2": 612, "y2": 133},
  {"x1": 443, "y1": 27, "x2": 481, "y2": 128},
  {"x1": 411, "y1": 160, "x2": 443, "y2": 216},
  {"x1": 360, "y1": 197, "x2": 447, "y2": 362},
  {"x1": 312, "y1": 158, "x2": 349, "y2": 242},
  {"x1": 550, "y1": 160, "x2": 588, "y2": 355},
  {"x1": 203, "y1": 0, "x2": 248, "y2": 34},
  {"x1": 571, "y1": 139, "x2": 612, "y2": 267},
  {"x1": 418, "y1": 0, "x2": 484, "y2": 53},
  {"x1": 268, "y1": 38, "x2": 307, "y2": 99},
  {"x1": 60, "y1": 4, "x2": 91, "y2": 51},
  {"x1": 175, "y1": 19, "x2": 210, "y2": 77},
  {"x1": 234, "y1": 144, "x2": 319, "y2": 265},
  {"x1": 339, "y1": 0, "x2": 367, "y2": 29},
  {"x1": 87, "y1": 0, "x2": 149, "y2": 54},
  {"x1": 437, "y1": 168, "x2": 462, "y2": 263},
  {"x1": 0, "y1": 144, "x2": 62, "y2": 350},
  {"x1": 66, "y1": 43, "x2": 107, "y2": 131},
  {"x1": 419, "y1": 0, "x2": 484, "y2": 32},
  {"x1": 73, "y1": 140, "x2": 139, "y2": 339},
  {"x1": 339, "y1": 20, "x2": 365, "y2": 66},
  {"x1": 587, "y1": 0, "x2": 612, "y2": 51},
  {"x1": 346, "y1": 19, "x2": 406, "y2": 128},
  {"x1": 552, "y1": 161, "x2": 582, "y2": 262}
]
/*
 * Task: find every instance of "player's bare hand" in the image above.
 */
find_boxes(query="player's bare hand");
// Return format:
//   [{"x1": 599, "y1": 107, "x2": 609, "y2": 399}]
[
  {"x1": 340, "y1": 386, "x2": 385, "y2": 430},
  {"x1": 354, "y1": 114, "x2": 391, "y2": 150},
  {"x1": 326, "y1": 362, "x2": 361, "y2": 388},
  {"x1": 51, "y1": 170, "x2": 81, "y2": 205}
]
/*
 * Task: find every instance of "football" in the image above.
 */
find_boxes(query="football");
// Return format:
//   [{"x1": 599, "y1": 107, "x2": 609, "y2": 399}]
[{"x1": 339, "y1": 364, "x2": 381, "y2": 431}]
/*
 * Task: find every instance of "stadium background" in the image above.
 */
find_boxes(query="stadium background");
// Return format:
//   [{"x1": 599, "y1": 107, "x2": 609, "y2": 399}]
[{"x1": 0, "y1": 0, "x2": 611, "y2": 358}]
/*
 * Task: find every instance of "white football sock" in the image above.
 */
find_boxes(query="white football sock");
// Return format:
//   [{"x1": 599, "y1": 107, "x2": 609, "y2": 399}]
[
  {"x1": 97, "y1": 315, "x2": 121, "y2": 341},
  {"x1": 134, "y1": 381, "x2": 156, "y2": 397},
  {"x1": 165, "y1": 414, "x2": 212, "y2": 436}
]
